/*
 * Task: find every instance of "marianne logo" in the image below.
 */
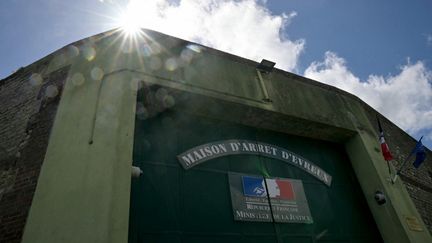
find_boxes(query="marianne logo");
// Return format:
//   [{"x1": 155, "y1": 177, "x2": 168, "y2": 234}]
[
  {"x1": 242, "y1": 176, "x2": 267, "y2": 197},
  {"x1": 231, "y1": 174, "x2": 313, "y2": 223},
  {"x1": 242, "y1": 176, "x2": 296, "y2": 200}
]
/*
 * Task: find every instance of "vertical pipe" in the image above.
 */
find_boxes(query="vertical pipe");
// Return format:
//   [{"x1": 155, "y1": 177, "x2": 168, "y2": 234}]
[{"x1": 256, "y1": 70, "x2": 271, "y2": 102}]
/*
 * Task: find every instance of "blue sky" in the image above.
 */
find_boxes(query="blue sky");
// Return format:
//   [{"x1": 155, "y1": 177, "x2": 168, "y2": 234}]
[
  {"x1": 1, "y1": 0, "x2": 431, "y2": 150},
  {"x1": 268, "y1": 0, "x2": 432, "y2": 80}
]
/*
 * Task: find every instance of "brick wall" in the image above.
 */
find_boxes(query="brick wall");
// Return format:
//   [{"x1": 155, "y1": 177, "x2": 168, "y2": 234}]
[
  {"x1": 0, "y1": 64, "x2": 69, "y2": 243},
  {"x1": 363, "y1": 104, "x2": 432, "y2": 233}
]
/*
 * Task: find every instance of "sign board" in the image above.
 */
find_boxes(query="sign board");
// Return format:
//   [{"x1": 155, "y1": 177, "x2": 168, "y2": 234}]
[
  {"x1": 228, "y1": 173, "x2": 313, "y2": 223},
  {"x1": 178, "y1": 140, "x2": 332, "y2": 186},
  {"x1": 406, "y1": 216, "x2": 424, "y2": 232}
]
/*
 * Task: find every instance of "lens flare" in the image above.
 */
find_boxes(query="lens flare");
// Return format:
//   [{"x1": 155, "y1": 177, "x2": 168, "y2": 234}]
[
  {"x1": 116, "y1": 0, "x2": 166, "y2": 37},
  {"x1": 119, "y1": 11, "x2": 142, "y2": 36},
  {"x1": 117, "y1": 0, "x2": 150, "y2": 36}
]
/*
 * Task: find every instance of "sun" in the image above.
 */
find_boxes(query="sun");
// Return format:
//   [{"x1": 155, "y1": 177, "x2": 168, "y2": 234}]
[
  {"x1": 117, "y1": 0, "x2": 161, "y2": 36},
  {"x1": 119, "y1": 11, "x2": 142, "y2": 36},
  {"x1": 116, "y1": 0, "x2": 170, "y2": 37},
  {"x1": 117, "y1": 0, "x2": 151, "y2": 36},
  {"x1": 118, "y1": 3, "x2": 146, "y2": 37}
]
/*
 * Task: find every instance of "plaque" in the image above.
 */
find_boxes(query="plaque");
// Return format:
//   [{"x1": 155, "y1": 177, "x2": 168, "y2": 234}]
[{"x1": 228, "y1": 173, "x2": 313, "y2": 223}]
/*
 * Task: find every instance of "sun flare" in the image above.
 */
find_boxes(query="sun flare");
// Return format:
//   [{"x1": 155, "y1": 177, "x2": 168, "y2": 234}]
[
  {"x1": 117, "y1": 0, "x2": 159, "y2": 36},
  {"x1": 119, "y1": 11, "x2": 142, "y2": 36}
]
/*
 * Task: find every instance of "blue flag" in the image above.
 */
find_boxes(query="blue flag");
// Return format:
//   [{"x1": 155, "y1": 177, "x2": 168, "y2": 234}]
[{"x1": 412, "y1": 137, "x2": 427, "y2": 169}]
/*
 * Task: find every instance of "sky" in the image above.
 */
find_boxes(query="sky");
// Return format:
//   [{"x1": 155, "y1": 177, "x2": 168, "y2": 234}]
[{"x1": 1, "y1": 0, "x2": 431, "y2": 149}]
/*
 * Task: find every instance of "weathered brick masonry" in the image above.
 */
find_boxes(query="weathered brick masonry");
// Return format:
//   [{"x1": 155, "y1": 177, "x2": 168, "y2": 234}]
[{"x1": 0, "y1": 63, "x2": 69, "y2": 243}]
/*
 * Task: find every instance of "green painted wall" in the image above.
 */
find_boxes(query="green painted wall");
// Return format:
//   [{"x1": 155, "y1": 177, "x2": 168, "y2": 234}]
[
  {"x1": 21, "y1": 29, "x2": 431, "y2": 242},
  {"x1": 22, "y1": 41, "x2": 138, "y2": 242},
  {"x1": 129, "y1": 101, "x2": 383, "y2": 242}
]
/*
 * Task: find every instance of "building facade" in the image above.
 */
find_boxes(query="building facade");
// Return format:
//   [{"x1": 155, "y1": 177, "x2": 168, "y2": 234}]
[{"x1": 1, "y1": 29, "x2": 432, "y2": 243}]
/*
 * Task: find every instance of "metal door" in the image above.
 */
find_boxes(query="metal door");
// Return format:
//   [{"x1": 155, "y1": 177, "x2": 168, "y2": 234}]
[{"x1": 129, "y1": 94, "x2": 383, "y2": 243}]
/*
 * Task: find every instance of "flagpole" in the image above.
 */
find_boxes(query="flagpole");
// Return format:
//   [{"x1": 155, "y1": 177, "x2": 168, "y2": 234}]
[
  {"x1": 386, "y1": 160, "x2": 391, "y2": 175},
  {"x1": 392, "y1": 136, "x2": 424, "y2": 183},
  {"x1": 392, "y1": 155, "x2": 412, "y2": 183},
  {"x1": 377, "y1": 116, "x2": 394, "y2": 180}
]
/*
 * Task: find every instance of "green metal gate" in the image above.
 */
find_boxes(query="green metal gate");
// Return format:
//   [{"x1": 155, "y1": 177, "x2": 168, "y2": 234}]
[{"x1": 129, "y1": 92, "x2": 383, "y2": 243}]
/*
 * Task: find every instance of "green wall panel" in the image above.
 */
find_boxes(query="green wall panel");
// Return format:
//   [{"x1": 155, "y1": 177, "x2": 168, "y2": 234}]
[{"x1": 129, "y1": 89, "x2": 383, "y2": 243}]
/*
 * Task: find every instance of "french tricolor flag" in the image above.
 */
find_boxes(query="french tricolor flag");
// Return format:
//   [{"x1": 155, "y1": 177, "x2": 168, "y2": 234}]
[
  {"x1": 266, "y1": 178, "x2": 295, "y2": 200},
  {"x1": 377, "y1": 118, "x2": 393, "y2": 161}
]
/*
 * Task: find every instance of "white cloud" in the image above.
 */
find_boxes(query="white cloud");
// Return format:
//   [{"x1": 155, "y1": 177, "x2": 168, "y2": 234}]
[
  {"x1": 117, "y1": 0, "x2": 432, "y2": 144},
  {"x1": 304, "y1": 51, "x2": 432, "y2": 140},
  {"x1": 119, "y1": 0, "x2": 304, "y2": 71}
]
